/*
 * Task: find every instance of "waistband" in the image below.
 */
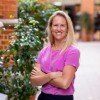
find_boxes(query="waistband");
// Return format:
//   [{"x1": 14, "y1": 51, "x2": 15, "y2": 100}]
[{"x1": 41, "y1": 91, "x2": 73, "y2": 97}]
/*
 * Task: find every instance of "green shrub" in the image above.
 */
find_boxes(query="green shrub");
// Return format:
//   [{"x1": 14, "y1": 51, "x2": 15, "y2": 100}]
[{"x1": 0, "y1": 1, "x2": 59, "y2": 99}]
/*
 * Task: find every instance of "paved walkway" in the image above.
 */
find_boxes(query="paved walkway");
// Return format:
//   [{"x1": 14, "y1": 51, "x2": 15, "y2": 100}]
[
  {"x1": 74, "y1": 41, "x2": 100, "y2": 100},
  {"x1": 36, "y1": 42, "x2": 100, "y2": 100}
]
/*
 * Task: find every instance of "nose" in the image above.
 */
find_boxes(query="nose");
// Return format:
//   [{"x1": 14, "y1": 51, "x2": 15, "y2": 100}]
[{"x1": 57, "y1": 25, "x2": 62, "y2": 31}]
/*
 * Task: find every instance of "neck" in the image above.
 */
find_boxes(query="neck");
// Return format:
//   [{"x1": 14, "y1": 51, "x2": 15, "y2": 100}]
[
  {"x1": 55, "y1": 39, "x2": 65, "y2": 45},
  {"x1": 52, "y1": 39, "x2": 66, "y2": 50}
]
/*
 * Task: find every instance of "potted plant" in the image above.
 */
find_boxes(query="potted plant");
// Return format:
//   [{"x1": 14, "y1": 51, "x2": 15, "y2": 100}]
[{"x1": 80, "y1": 12, "x2": 93, "y2": 41}]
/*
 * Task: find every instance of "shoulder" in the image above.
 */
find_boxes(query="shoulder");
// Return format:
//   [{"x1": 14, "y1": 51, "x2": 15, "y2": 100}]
[
  {"x1": 39, "y1": 44, "x2": 50, "y2": 54},
  {"x1": 65, "y1": 45, "x2": 80, "y2": 55}
]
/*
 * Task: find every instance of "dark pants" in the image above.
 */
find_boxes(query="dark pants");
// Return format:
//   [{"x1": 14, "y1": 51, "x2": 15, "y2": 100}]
[{"x1": 38, "y1": 92, "x2": 73, "y2": 100}]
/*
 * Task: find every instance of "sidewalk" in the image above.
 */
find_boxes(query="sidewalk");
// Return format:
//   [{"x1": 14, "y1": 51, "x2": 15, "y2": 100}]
[
  {"x1": 74, "y1": 41, "x2": 100, "y2": 100},
  {"x1": 36, "y1": 42, "x2": 100, "y2": 100}
]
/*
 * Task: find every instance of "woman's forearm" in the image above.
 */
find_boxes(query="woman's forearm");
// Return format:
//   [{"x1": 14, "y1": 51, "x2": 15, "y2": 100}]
[
  {"x1": 30, "y1": 71, "x2": 62, "y2": 86},
  {"x1": 30, "y1": 73, "x2": 51, "y2": 86},
  {"x1": 49, "y1": 77, "x2": 70, "y2": 89},
  {"x1": 49, "y1": 65, "x2": 76, "y2": 89}
]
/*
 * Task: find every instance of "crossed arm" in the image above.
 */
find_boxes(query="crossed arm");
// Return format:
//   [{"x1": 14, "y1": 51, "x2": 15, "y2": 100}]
[{"x1": 30, "y1": 62, "x2": 76, "y2": 89}]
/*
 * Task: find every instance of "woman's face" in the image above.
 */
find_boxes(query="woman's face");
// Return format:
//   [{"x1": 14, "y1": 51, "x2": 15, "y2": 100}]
[{"x1": 51, "y1": 15, "x2": 68, "y2": 41}]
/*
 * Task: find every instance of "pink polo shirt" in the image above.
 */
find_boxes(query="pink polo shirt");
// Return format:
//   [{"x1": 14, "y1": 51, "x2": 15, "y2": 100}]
[{"x1": 36, "y1": 45, "x2": 80, "y2": 95}]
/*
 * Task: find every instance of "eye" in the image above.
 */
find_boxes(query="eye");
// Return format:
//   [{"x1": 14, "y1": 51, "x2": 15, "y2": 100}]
[
  {"x1": 53, "y1": 24, "x2": 58, "y2": 26},
  {"x1": 61, "y1": 24, "x2": 66, "y2": 27}
]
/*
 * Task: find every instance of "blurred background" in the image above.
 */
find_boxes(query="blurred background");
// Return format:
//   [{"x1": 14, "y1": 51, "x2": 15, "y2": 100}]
[
  {"x1": 0, "y1": 0, "x2": 100, "y2": 50},
  {"x1": 0, "y1": 0, "x2": 100, "y2": 100}
]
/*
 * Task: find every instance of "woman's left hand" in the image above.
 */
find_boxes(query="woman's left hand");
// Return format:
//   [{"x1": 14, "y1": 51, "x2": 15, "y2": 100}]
[{"x1": 30, "y1": 67, "x2": 45, "y2": 77}]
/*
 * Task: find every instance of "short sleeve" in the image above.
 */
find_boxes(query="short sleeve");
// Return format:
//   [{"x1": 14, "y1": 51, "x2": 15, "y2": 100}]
[{"x1": 65, "y1": 48, "x2": 80, "y2": 69}]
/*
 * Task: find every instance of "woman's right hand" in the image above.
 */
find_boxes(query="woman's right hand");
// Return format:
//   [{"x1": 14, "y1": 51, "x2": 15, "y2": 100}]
[{"x1": 49, "y1": 72, "x2": 62, "y2": 79}]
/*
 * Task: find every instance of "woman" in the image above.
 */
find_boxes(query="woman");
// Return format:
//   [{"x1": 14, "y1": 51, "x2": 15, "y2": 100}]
[{"x1": 30, "y1": 10, "x2": 80, "y2": 100}]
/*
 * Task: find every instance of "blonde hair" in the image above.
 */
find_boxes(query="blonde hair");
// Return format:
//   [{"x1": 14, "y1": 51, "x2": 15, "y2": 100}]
[{"x1": 46, "y1": 10, "x2": 76, "y2": 52}]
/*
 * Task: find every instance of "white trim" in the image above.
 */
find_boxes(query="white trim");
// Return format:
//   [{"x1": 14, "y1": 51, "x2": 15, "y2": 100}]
[
  {"x1": 0, "y1": 21, "x2": 4, "y2": 27},
  {"x1": 0, "y1": 19, "x2": 18, "y2": 24}
]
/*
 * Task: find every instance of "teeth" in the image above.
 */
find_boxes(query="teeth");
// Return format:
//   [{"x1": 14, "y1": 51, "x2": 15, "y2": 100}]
[{"x1": 57, "y1": 33, "x2": 61, "y2": 35}]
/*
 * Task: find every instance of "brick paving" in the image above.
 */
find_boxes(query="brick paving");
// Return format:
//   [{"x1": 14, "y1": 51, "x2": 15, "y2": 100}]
[{"x1": 35, "y1": 42, "x2": 100, "y2": 100}]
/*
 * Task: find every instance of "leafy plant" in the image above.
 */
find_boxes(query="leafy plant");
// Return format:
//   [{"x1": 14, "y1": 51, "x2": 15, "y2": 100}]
[
  {"x1": 80, "y1": 12, "x2": 93, "y2": 33},
  {"x1": 0, "y1": 0, "x2": 59, "y2": 99}
]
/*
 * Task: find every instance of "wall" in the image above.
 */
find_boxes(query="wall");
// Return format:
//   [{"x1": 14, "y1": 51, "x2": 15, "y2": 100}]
[{"x1": 0, "y1": 0, "x2": 17, "y2": 50}]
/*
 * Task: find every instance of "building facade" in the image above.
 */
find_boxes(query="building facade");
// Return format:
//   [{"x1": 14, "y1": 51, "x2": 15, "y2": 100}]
[{"x1": 0, "y1": 0, "x2": 100, "y2": 50}]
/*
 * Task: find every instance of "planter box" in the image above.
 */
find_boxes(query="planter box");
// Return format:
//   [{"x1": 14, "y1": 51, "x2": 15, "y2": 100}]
[{"x1": 0, "y1": 93, "x2": 8, "y2": 100}]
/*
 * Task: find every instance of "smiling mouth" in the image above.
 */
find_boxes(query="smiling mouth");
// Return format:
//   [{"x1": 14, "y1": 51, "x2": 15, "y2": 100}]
[{"x1": 56, "y1": 32, "x2": 62, "y2": 35}]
